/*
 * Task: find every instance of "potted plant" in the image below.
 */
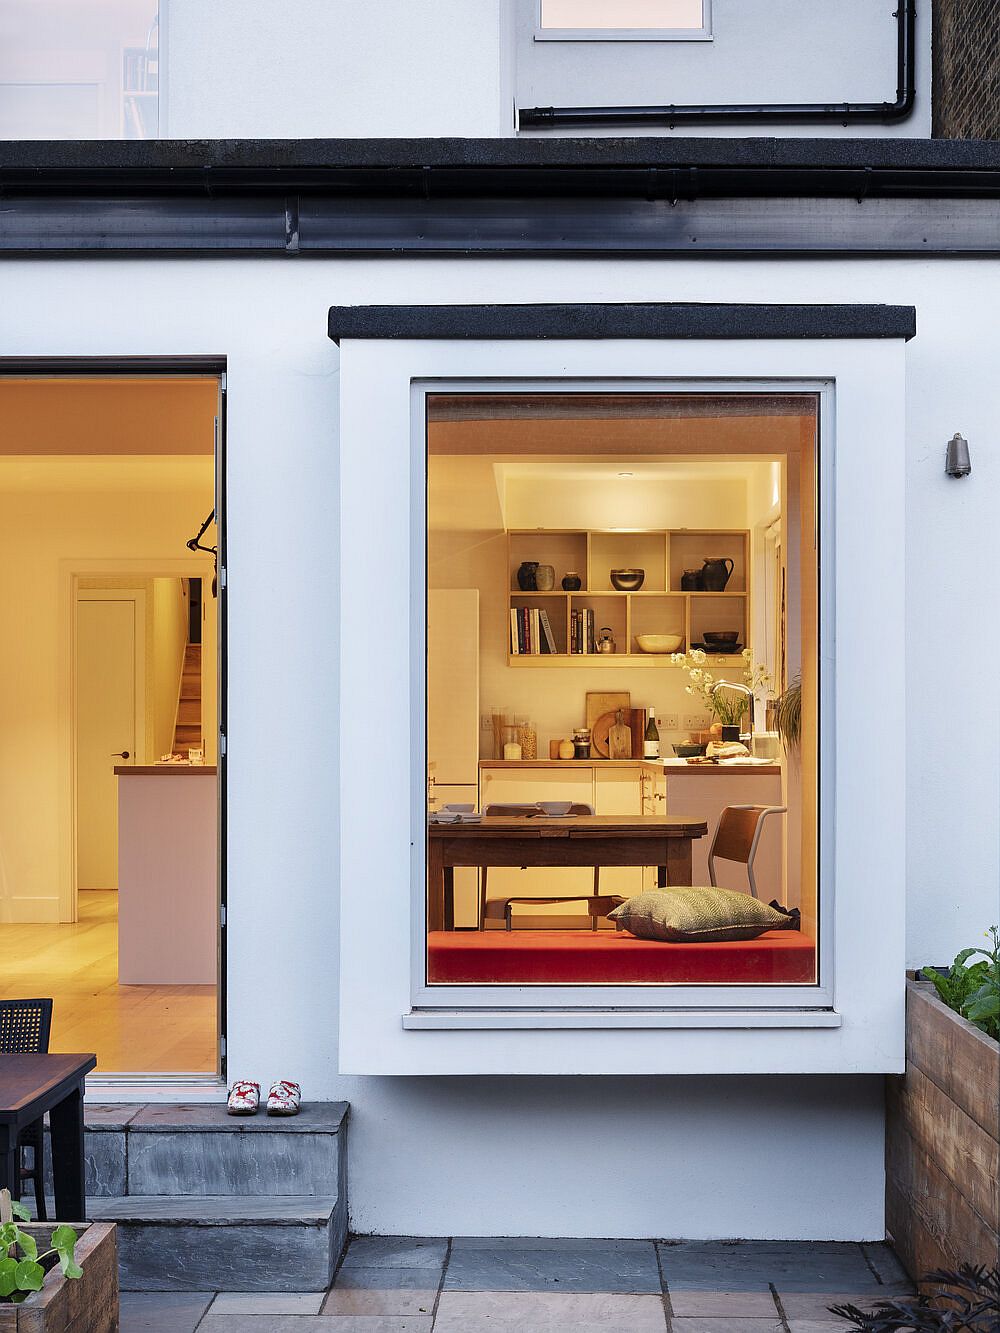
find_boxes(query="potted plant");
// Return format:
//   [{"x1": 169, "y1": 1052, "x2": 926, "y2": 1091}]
[
  {"x1": 0, "y1": 1189, "x2": 118, "y2": 1332},
  {"x1": 831, "y1": 1264, "x2": 1000, "y2": 1330},
  {"x1": 885, "y1": 930, "x2": 999, "y2": 1284},
  {"x1": 670, "y1": 648, "x2": 772, "y2": 741}
]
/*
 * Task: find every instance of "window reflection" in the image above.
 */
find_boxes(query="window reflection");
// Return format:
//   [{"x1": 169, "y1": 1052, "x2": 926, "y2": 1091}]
[{"x1": 0, "y1": 0, "x2": 158, "y2": 139}]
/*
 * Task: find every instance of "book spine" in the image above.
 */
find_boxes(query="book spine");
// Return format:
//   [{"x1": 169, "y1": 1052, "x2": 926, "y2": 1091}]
[
  {"x1": 539, "y1": 610, "x2": 557, "y2": 654},
  {"x1": 531, "y1": 607, "x2": 541, "y2": 655},
  {"x1": 510, "y1": 607, "x2": 519, "y2": 655}
]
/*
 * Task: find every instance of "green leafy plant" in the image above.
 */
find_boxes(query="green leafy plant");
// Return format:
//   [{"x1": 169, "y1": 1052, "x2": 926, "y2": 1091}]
[
  {"x1": 670, "y1": 648, "x2": 772, "y2": 726},
  {"x1": 775, "y1": 675, "x2": 802, "y2": 751},
  {"x1": 830, "y1": 1264, "x2": 1000, "y2": 1330},
  {"x1": 924, "y1": 927, "x2": 1000, "y2": 1043},
  {"x1": 0, "y1": 1188, "x2": 82, "y2": 1305}
]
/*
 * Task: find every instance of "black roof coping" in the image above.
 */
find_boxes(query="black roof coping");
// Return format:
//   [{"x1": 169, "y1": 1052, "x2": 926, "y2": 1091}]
[
  {"x1": 3, "y1": 136, "x2": 1000, "y2": 173},
  {"x1": 328, "y1": 302, "x2": 917, "y2": 344}
]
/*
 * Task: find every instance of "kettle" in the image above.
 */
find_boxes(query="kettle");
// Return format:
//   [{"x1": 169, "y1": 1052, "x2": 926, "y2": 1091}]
[{"x1": 701, "y1": 557, "x2": 735, "y2": 592}]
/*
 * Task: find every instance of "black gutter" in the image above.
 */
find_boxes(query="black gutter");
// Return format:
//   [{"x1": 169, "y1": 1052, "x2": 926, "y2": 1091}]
[{"x1": 520, "y1": 0, "x2": 916, "y2": 131}]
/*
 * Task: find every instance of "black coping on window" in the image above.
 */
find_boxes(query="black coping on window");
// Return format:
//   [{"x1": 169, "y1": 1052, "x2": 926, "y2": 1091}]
[{"x1": 327, "y1": 302, "x2": 917, "y2": 344}]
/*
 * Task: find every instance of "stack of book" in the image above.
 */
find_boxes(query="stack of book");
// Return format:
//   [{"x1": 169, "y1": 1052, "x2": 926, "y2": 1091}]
[
  {"x1": 569, "y1": 607, "x2": 597, "y2": 654},
  {"x1": 510, "y1": 606, "x2": 558, "y2": 655}
]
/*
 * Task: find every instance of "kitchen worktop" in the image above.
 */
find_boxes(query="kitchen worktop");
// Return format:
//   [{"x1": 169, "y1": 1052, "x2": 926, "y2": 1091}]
[
  {"x1": 479, "y1": 759, "x2": 780, "y2": 774},
  {"x1": 115, "y1": 765, "x2": 218, "y2": 775}
]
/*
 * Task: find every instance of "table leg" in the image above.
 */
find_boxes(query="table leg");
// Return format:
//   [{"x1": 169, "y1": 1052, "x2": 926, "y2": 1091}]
[
  {"x1": 657, "y1": 865, "x2": 667, "y2": 888},
  {"x1": 666, "y1": 837, "x2": 693, "y2": 887},
  {"x1": 0, "y1": 1124, "x2": 18, "y2": 1200},
  {"x1": 443, "y1": 867, "x2": 455, "y2": 932},
  {"x1": 427, "y1": 838, "x2": 445, "y2": 932},
  {"x1": 49, "y1": 1083, "x2": 87, "y2": 1221}
]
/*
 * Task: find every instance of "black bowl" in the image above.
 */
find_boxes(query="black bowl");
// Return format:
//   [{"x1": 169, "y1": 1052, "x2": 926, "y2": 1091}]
[{"x1": 703, "y1": 630, "x2": 740, "y2": 645}]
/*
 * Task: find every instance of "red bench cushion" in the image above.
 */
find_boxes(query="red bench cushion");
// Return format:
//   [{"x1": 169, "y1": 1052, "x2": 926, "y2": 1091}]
[{"x1": 427, "y1": 929, "x2": 815, "y2": 985}]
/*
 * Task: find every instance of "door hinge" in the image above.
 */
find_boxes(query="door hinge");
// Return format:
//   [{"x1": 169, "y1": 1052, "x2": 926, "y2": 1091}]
[
  {"x1": 219, "y1": 731, "x2": 227, "y2": 757},
  {"x1": 219, "y1": 565, "x2": 227, "y2": 590},
  {"x1": 220, "y1": 1034, "x2": 227, "y2": 1059},
  {"x1": 220, "y1": 903, "x2": 227, "y2": 929}
]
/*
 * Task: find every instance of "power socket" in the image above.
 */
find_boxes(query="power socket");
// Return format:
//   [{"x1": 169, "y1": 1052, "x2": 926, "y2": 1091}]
[
  {"x1": 683, "y1": 712, "x2": 711, "y2": 730},
  {"x1": 659, "y1": 713, "x2": 679, "y2": 731}
]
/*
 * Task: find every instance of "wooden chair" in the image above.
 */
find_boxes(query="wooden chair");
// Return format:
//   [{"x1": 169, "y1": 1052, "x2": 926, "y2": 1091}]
[
  {"x1": 479, "y1": 803, "x2": 621, "y2": 931},
  {"x1": 0, "y1": 998, "x2": 53, "y2": 1220},
  {"x1": 708, "y1": 805, "x2": 787, "y2": 899}
]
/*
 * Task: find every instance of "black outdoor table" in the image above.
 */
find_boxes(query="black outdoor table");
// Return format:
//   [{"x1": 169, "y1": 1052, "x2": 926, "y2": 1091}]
[{"x1": 0, "y1": 1052, "x2": 96, "y2": 1220}]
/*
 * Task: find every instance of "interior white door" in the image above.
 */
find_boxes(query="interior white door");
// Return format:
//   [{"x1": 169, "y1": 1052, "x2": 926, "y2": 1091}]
[{"x1": 76, "y1": 599, "x2": 138, "y2": 892}]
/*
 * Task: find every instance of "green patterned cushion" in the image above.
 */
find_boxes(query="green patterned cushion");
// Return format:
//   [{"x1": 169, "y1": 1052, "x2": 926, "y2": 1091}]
[{"x1": 608, "y1": 888, "x2": 799, "y2": 943}]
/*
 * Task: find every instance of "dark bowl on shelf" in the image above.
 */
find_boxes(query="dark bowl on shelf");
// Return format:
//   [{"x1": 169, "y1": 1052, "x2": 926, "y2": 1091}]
[
  {"x1": 703, "y1": 630, "x2": 740, "y2": 645},
  {"x1": 610, "y1": 568, "x2": 645, "y2": 591},
  {"x1": 673, "y1": 742, "x2": 707, "y2": 758}
]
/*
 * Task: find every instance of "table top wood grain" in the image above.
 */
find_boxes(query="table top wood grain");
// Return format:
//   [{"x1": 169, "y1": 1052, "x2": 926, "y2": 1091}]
[{"x1": 0, "y1": 1053, "x2": 97, "y2": 1120}]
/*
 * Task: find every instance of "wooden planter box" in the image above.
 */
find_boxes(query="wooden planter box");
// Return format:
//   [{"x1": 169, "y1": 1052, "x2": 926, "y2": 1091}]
[
  {"x1": 0, "y1": 1223, "x2": 117, "y2": 1333},
  {"x1": 886, "y1": 979, "x2": 1000, "y2": 1281}
]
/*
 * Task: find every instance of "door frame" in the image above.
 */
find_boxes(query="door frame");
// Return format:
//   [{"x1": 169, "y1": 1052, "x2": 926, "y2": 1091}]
[{"x1": 73, "y1": 586, "x2": 148, "y2": 901}]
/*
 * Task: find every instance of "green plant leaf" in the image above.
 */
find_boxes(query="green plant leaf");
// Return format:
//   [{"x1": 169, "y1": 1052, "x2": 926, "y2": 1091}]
[
  {"x1": 0, "y1": 1222, "x2": 16, "y2": 1248},
  {"x1": 14, "y1": 1258, "x2": 45, "y2": 1291},
  {"x1": 0, "y1": 1257, "x2": 18, "y2": 1298},
  {"x1": 50, "y1": 1226, "x2": 77, "y2": 1251},
  {"x1": 15, "y1": 1229, "x2": 37, "y2": 1261},
  {"x1": 9, "y1": 1201, "x2": 30, "y2": 1223},
  {"x1": 57, "y1": 1250, "x2": 83, "y2": 1280}
]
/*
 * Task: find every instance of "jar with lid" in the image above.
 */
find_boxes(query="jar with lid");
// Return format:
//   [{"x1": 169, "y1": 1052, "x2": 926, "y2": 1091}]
[{"x1": 572, "y1": 726, "x2": 592, "y2": 760}]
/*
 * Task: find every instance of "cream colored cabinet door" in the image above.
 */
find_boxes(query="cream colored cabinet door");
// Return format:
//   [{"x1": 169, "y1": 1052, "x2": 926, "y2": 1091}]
[
  {"x1": 593, "y1": 767, "x2": 643, "y2": 897},
  {"x1": 479, "y1": 766, "x2": 594, "y2": 927},
  {"x1": 664, "y1": 772, "x2": 786, "y2": 901}
]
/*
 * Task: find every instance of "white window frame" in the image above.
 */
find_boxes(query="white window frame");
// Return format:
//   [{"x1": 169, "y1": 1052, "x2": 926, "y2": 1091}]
[
  {"x1": 535, "y1": 0, "x2": 712, "y2": 42},
  {"x1": 338, "y1": 336, "x2": 906, "y2": 1077}
]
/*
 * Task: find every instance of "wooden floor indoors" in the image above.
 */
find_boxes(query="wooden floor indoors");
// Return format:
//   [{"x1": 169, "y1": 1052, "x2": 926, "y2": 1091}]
[{"x1": 0, "y1": 891, "x2": 216, "y2": 1073}]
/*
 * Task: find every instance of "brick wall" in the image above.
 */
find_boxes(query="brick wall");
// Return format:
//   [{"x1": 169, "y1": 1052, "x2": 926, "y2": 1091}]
[{"x1": 933, "y1": 0, "x2": 1000, "y2": 137}]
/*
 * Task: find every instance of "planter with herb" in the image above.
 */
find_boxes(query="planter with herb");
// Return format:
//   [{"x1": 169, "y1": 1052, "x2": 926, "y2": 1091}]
[
  {"x1": 0, "y1": 1189, "x2": 117, "y2": 1332},
  {"x1": 885, "y1": 931, "x2": 999, "y2": 1284}
]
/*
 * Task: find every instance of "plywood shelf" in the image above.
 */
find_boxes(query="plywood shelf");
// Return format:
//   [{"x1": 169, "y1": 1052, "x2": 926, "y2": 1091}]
[{"x1": 506, "y1": 526, "x2": 751, "y2": 665}]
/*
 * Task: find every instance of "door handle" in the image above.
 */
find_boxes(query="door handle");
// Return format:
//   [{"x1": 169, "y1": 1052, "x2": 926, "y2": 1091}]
[{"x1": 111, "y1": 751, "x2": 130, "y2": 759}]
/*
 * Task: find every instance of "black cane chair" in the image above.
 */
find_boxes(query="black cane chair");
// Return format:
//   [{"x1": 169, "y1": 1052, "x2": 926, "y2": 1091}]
[{"x1": 0, "y1": 999, "x2": 54, "y2": 1220}]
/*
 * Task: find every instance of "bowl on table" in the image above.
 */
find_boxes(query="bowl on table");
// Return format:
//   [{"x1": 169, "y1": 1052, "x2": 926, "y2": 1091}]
[
  {"x1": 636, "y1": 633, "x2": 683, "y2": 654},
  {"x1": 539, "y1": 800, "x2": 574, "y2": 816},
  {"x1": 610, "y1": 568, "x2": 645, "y2": 591},
  {"x1": 672, "y1": 742, "x2": 707, "y2": 759}
]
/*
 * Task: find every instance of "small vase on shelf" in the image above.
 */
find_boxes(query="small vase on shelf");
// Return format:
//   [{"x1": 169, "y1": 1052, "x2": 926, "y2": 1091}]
[{"x1": 516, "y1": 561, "x2": 539, "y2": 591}]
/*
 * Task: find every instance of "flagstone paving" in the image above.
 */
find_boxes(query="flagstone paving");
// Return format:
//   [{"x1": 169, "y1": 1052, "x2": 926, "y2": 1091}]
[{"x1": 120, "y1": 1236, "x2": 913, "y2": 1331}]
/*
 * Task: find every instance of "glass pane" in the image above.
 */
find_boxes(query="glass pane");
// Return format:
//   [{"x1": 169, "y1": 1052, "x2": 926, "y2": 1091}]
[
  {"x1": 540, "y1": 0, "x2": 705, "y2": 30},
  {"x1": 425, "y1": 391, "x2": 819, "y2": 990},
  {"x1": 0, "y1": 0, "x2": 159, "y2": 139}
]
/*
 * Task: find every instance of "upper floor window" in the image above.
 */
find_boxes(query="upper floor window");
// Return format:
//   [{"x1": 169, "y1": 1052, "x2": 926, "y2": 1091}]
[
  {"x1": 538, "y1": 0, "x2": 711, "y2": 40},
  {"x1": 0, "y1": 0, "x2": 159, "y2": 139}
]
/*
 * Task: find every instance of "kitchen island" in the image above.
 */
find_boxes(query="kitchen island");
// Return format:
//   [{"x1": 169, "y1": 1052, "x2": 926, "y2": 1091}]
[{"x1": 114, "y1": 765, "x2": 218, "y2": 985}]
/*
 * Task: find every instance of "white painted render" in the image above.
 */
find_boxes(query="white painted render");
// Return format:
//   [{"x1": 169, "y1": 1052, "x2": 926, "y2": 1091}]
[
  {"x1": 159, "y1": 0, "x2": 931, "y2": 140},
  {"x1": 1, "y1": 254, "x2": 996, "y2": 1238}
]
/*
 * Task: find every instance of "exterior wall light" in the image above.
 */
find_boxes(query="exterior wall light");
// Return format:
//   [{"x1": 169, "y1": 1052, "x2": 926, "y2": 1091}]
[{"x1": 945, "y1": 432, "x2": 971, "y2": 478}]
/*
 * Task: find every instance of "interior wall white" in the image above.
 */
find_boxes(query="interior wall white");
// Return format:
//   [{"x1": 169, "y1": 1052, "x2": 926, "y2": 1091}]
[
  {"x1": 163, "y1": 0, "x2": 507, "y2": 138},
  {"x1": 0, "y1": 254, "x2": 995, "y2": 1238},
  {"x1": 0, "y1": 482, "x2": 213, "y2": 922}
]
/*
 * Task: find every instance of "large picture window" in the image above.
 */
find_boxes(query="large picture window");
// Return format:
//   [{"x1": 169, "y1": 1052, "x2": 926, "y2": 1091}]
[{"x1": 425, "y1": 391, "x2": 818, "y2": 991}]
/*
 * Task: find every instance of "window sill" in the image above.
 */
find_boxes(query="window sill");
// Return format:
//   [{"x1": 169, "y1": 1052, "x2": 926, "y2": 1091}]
[{"x1": 402, "y1": 1008, "x2": 843, "y2": 1031}]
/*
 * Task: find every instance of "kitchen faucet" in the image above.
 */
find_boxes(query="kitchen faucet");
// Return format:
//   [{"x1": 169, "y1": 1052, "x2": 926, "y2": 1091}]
[{"x1": 709, "y1": 680, "x2": 755, "y2": 743}]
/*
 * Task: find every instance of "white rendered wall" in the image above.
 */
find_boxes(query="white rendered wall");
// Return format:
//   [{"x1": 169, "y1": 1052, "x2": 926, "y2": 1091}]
[
  {"x1": 0, "y1": 254, "x2": 996, "y2": 1237},
  {"x1": 160, "y1": 0, "x2": 931, "y2": 140}
]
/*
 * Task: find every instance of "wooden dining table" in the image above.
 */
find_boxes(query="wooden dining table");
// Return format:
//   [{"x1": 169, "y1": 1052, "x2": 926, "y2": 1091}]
[
  {"x1": 0, "y1": 1052, "x2": 96, "y2": 1220},
  {"x1": 427, "y1": 814, "x2": 709, "y2": 931}
]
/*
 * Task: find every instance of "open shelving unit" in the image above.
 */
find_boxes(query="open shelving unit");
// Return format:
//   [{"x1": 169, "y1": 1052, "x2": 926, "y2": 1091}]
[{"x1": 507, "y1": 528, "x2": 750, "y2": 667}]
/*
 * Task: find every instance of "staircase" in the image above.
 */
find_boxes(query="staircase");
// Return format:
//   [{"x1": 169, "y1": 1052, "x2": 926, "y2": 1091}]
[
  {"x1": 50, "y1": 1102, "x2": 349, "y2": 1291},
  {"x1": 173, "y1": 643, "x2": 202, "y2": 753}
]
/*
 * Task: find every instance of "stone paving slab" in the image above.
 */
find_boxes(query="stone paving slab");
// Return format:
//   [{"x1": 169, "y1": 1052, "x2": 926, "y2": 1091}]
[
  {"x1": 433, "y1": 1290, "x2": 667, "y2": 1330},
  {"x1": 778, "y1": 1286, "x2": 914, "y2": 1320},
  {"x1": 129, "y1": 1102, "x2": 350, "y2": 1132},
  {"x1": 861, "y1": 1242, "x2": 911, "y2": 1285},
  {"x1": 450, "y1": 1236, "x2": 655, "y2": 1251},
  {"x1": 673, "y1": 1320, "x2": 784, "y2": 1333},
  {"x1": 669, "y1": 1289, "x2": 781, "y2": 1316},
  {"x1": 341, "y1": 1237, "x2": 449, "y2": 1270},
  {"x1": 210, "y1": 1290, "x2": 326, "y2": 1313},
  {"x1": 445, "y1": 1239, "x2": 661, "y2": 1293},
  {"x1": 323, "y1": 1266, "x2": 440, "y2": 1316},
  {"x1": 119, "y1": 1290, "x2": 214, "y2": 1332},
  {"x1": 658, "y1": 1241, "x2": 881, "y2": 1292},
  {"x1": 198, "y1": 1318, "x2": 433, "y2": 1331}
]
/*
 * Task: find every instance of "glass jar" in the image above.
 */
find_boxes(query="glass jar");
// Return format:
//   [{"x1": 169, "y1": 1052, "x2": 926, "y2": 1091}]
[
  {"x1": 518, "y1": 717, "x2": 537, "y2": 760},
  {"x1": 503, "y1": 724, "x2": 522, "y2": 761}
]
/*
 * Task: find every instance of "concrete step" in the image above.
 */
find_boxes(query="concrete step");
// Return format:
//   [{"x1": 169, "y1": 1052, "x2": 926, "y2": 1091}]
[
  {"x1": 89, "y1": 1194, "x2": 344, "y2": 1291},
  {"x1": 57, "y1": 1102, "x2": 348, "y2": 1199}
]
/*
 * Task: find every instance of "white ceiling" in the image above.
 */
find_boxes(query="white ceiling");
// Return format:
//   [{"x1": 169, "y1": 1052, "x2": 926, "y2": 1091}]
[{"x1": 0, "y1": 455, "x2": 215, "y2": 493}]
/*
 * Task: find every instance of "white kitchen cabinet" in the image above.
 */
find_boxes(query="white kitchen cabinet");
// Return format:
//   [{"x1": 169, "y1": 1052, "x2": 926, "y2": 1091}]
[
  {"x1": 593, "y1": 767, "x2": 643, "y2": 896},
  {"x1": 479, "y1": 764, "x2": 598, "y2": 927}
]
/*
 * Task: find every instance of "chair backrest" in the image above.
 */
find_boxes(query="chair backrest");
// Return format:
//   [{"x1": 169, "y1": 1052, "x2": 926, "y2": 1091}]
[
  {"x1": 709, "y1": 805, "x2": 787, "y2": 898},
  {"x1": 484, "y1": 802, "x2": 595, "y2": 816},
  {"x1": 0, "y1": 998, "x2": 53, "y2": 1054}
]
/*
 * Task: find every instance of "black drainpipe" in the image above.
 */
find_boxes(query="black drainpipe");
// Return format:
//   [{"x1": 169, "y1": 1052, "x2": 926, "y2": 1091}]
[{"x1": 519, "y1": 0, "x2": 915, "y2": 131}]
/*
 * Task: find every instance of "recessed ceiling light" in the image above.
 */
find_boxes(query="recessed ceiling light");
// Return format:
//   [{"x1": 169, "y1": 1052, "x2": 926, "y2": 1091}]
[{"x1": 617, "y1": 471, "x2": 635, "y2": 478}]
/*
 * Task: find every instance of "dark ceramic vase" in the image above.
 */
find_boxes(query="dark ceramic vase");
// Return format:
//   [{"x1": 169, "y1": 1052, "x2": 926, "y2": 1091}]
[
  {"x1": 561, "y1": 572, "x2": 582, "y2": 591},
  {"x1": 517, "y1": 561, "x2": 539, "y2": 591}
]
